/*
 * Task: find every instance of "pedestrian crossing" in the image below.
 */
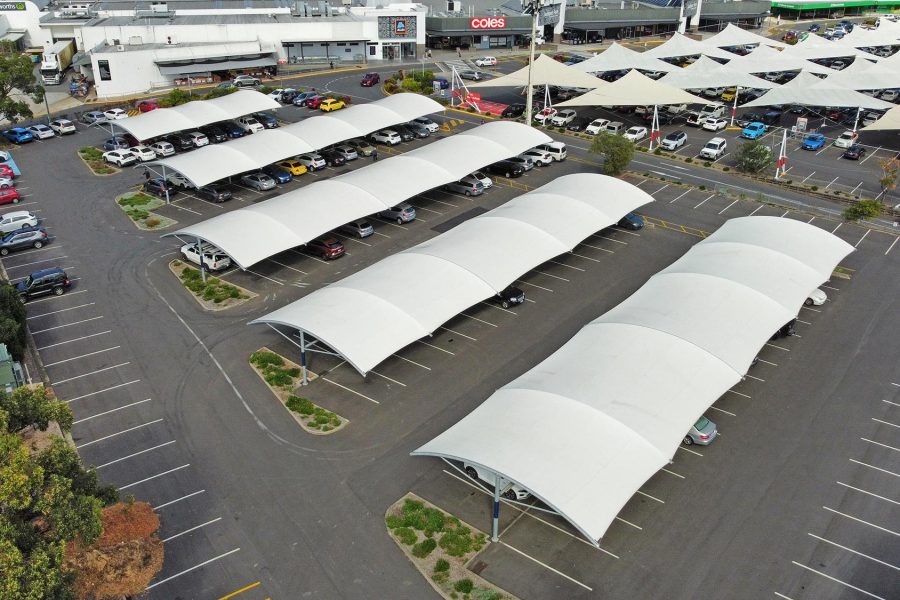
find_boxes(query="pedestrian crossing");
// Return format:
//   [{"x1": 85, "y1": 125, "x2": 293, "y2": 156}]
[{"x1": 435, "y1": 59, "x2": 475, "y2": 74}]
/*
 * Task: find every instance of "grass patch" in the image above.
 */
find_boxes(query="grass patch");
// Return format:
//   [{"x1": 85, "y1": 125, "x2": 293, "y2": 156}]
[
  {"x1": 78, "y1": 147, "x2": 118, "y2": 176},
  {"x1": 285, "y1": 395, "x2": 342, "y2": 432},
  {"x1": 180, "y1": 265, "x2": 247, "y2": 304},
  {"x1": 78, "y1": 146, "x2": 102, "y2": 160},
  {"x1": 114, "y1": 191, "x2": 174, "y2": 230}
]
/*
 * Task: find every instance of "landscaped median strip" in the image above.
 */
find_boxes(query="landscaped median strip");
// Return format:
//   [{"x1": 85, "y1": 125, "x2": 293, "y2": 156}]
[
  {"x1": 116, "y1": 191, "x2": 177, "y2": 230},
  {"x1": 169, "y1": 260, "x2": 254, "y2": 311},
  {"x1": 78, "y1": 146, "x2": 118, "y2": 176}
]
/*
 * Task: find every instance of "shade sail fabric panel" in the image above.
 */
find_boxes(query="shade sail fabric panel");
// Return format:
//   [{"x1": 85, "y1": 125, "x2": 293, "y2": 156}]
[
  {"x1": 862, "y1": 104, "x2": 900, "y2": 131},
  {"x1": 704, "y1": 23, "x2": 787, "y2": 49},
  {"x1": 558, "y1": 70, "x2": 712, "y2": 107},
  {"x1": 250, "y1": 174, "x2": 654, "y2": 375},
  {"x1": 165, "y1": 122, "x2": 551, "y2": 268},
  {"x1": 659, "y1": 55, "x2": 777, "y2": 89},
  {"x1": 725, "y1": 45, "x2": 835, "y2": 75},
  {"x1": 468, "y1": 54, "x2": 604, "y2": 89},
  {"x1": 741, "y1": 71, "x2": 895, "y2": 109},
  {"x1": 414, "y1": 216, "x2": 854, "y2": 544},
  {"x1": 116, "y1": 90, "x2": 279, "y2": 141},
  {"x1": 642, "y1": 32, "x2": 736, "y2": 60},
  {"x1": 820, "y1": 60, "x2": 900, "y2": 90},
  {"x1": 571, "y1": 42, "x2": 678, "y2": 73}
]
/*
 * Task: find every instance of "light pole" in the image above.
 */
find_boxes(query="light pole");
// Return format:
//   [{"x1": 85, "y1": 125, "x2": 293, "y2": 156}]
[{"x1": 523, "y1": 0, "x2": 547, "y2": 127}]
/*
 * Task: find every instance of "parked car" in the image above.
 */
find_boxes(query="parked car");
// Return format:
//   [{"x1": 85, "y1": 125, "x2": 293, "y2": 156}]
[
  {"x1": 81, "y1": 111, "x2": 106, "y2": 124},
  {"x1": 370, "y1": 129, "x2": 402, "y2": 145},
  {"x1": 486, "y1": 159, "x2": 524, "y2": 178},
  {"x1": 808, "y1": 23, "x2": 820, "y2": 32},
  {"x1": 319, "y1": 148, "x2": 346, "y2": 167},
  {"x1": 801, "y1": 133, "x2": 827, "y2": 150},
  {"x1": 405, "y1": 121, "x2": 431, "y2": 138},
  {"x1": 459, "y1": 70, "x2": 481, "y2": 81},
  {"x1": 102, "y1": 137, "x2": 130, "y2": 151},
  {"x1": 391, "y1": 124, "x2": 415, "y2": 142},
  {"x1": 218, "y1": 121, "x2": 246, "y2": 138},
  {"x1": 253, "y1": 112, "x2": 279, "y2": 128},
  {"x1": 501, "y1": 104, "x2": 526, "y2": 119},
  {"x1": 136, "y1": 99, "x2": 159, "y2": 112},
  {"x1": 0, "y1": 188, "x2": 20, "y2": 206},
  {"x1": 319, "y1": 98, "x2": 346, "y2": 112},
  {"x1": 346, "y1": 138, "x2": 375, "y2": 157},
  {"x1": 49, "y1": 119, "x2": 76, "y2": 135},
  {"x1": 413, "y1": 116, "x2": 439, "y2": 132},
  {"x1": 379, "y1": 203, "x2": 416, "y2": 224},
  {"x1": 267, "y1": 88, "x2": 295, "y2": 102},
  {"x1": 470, "y1": 170, "x2": 493, "y2": 189},
  {"x1": 241, "y1": 172, "x2": 277, "y2": 191},
  {"x1": 276, "y1": 159, "x2": 309, "y2": 176},
  {"x1": 806, "y1": 288, "x2": 827, "y2": 306},
  {"x1": 520, "y1": 148, "x2": 552, "y2": 166},
  {"x1": 550, "y1": 109, "x2": 577, "y2": 126},
  {"x1": 623, "y1": 126, "x2": 648, "y2": 141},
  {"x1": 684, "y1": 416, "x2": 717, "y2": 445},
  {"x1": 331, "y1": 144, "x2": 358, "y2": 161},
  {"x1": 297, "y1": 153, "x2": 326, "y2": 171},
  {"x1": 195, "y1": 184, "x2": 232, "y2": 203},
  {"x1": 445, "y1": 178, "x2": 484, "y2": 196},
  {"x1": 533, "y1": 107, "x2": 557, "y2": 125},
  {"x1": 164, "y1": 133, "x2": 194, "y2": 152},
  {"x1": 261, "y1": 164, "x2": 293, "y2": 184},
  {"x1": 292, "y1": 91, "x2": 318, "y2": 106},
  {"x1": 26, "y1": 124, "x2": 54, "y2": 139},
  {"x1": 15, "y1": 267, "x2": 70, "y2": 301},
  {"x1": 842, "y1": 144, "x2": 866, "y2": 160},
  {"x1": 491, "y1": 285, "x2": 524, "y2": 309},
  {"x1": 604, "y1": 121, "x2": 625, "y2": 134},
  {"x1": 463, "y1": 463, "x2": 531, "y2": 501},
  {"x1": 232, "y1": 74, "x2": 261, "y2": 87},
  {"x1": 186, "y1": 131, "x2": 209, "y2": 147},
  {"x1": 474, "y1": 56, "x2": 497, "y2": 67},
  {"x1": 0, "y1": 227, "x2": 48, "y2": 256},
  {"x1": 236, "y1": 116, "x2": 264, "y2": 134},
  {"x1": 103, "y1": 108, "x2": 128, "y2": 120},
  {"x1": 149, "y1": 141, "x2": 175, "y2": 157},
  {"x1": 833, "y1": 130, "x2": 857, "y2": 148},
  {"x1": 180, "y1": 241, "x2": 232, "y2": 271},
  {"x1": 199, "y1": 124, "x2": 227, "y2": 143},
  {"x1": 3, "y1": 128, "x2": 33, "y2": 144},
  {"x1": 508, "y1": 156, "x2": 533, "y2": 172},
  {"x1": 433, "y1": 77, "x2": 449, "y2": 90},
  {"x1": 880, "y1": 89, "x2": 899, "y2": 102},
  {"x1": 0, "y1": 165, "x2": 15, "y2": 180},
  {"x1": 761, "y1": 110, "x2": 783, "y2": 125},
  {"x1": 660, "y1": 131, "x2": 687, "y2": 150},
  {"x1": 361, "y1": 72, "x2": 380, "y2": 87},
  {"x1": 534, "y1": 141, "x2": 567, "y2": 161},
  {"x1": 686, "y1": 112, "x2": 703, "y2": 127},
  {"x1": 305, "y1": 95, "x2": 326, "y2": 109},
  {"x1": 700, "y1": 137, "x2": 727, "y2": 160},
  {"x1": 740, "y1": 122, "x2": 767, "y2": 139},
  {"x1": 143, "y1": 178, "x2": 178, "y2": 198},
  {"x1": 307, "y1": 236, "x2": 345, "y2": 260},
  {"x1": 618, "y1": 212, "x2": 645, "y2": 230},
  {"x1": 339, "y1": 219, "x2": 374, "y2": 238},
  {"x1": 0, "y1": 211, "x2": 37, "y2": 234},
  {"x1": 701, "y1": 117, "x2": 728, "y2": 132},
  {"x1": 0, "y1": 176, "x2": 11, "y2": 189},
  {"x1": 102, "y1": 149, "x2": 137, "y2": 167},
  {"x1": 585, "y1": 118, "x2": 609, "y2": 135}
]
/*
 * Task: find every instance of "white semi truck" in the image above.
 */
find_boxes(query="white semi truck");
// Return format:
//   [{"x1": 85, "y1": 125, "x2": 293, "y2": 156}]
[{"x1": 40, "y1": 40, "x2": 76, "y2": 85}]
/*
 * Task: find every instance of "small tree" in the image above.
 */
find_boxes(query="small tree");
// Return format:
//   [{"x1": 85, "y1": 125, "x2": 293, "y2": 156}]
[
  {"x1": 0, "y1": 41, "x2": 46, "y2": 123},
  {"x1": 878, "y1": 157, "x2": 898, "y2": 203},
  {"x1": 0, "y1": 282, "x2": 27, "y2": 360},
  {"x1": 734, "y1": 140, "x2": 772, "y2": 174},
  {"x1": 158, "y1": 88, "x2": 192, "y2": 107},
  {"x1": 589, "y1": 132, "x2": 635, "y2": 176},
  {"x1": 842, "y1": 198, "x2": 883, "y2": 222},
  {"x1": 0, "y1": 385, "x2": 72, "y2": 434}
]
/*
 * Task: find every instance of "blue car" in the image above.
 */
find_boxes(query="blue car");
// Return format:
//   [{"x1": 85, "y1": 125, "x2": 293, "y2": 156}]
[
  {"x1": 433, "y1": 77, "x2": 450, "y2": 90},
  {"x1": 103, "y1": 137, "x2": 129, "y2": 151},
  {"x1": 261, "y1": 164, "x2": 293, "y2": 184},
  {"x1": 253, "y1": 112, "x2": 279, "y2": 129},
  {"x1": 291, "y1": 91, "x2": 318, "y2": 106},
  {"x1": 801, "y1": 133, "x2": 826, "y2": 150},
  {"x1": 3, "y1": 128, "x2": 33, "y2": 144},
  {"x1": 740, "y1": 122, "x2": 767, "y2": 140},
  {"x1": 218, "y1": 121, "x2": 245, "y2": 138}
]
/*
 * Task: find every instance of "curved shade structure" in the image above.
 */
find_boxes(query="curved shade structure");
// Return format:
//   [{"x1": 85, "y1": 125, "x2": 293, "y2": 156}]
[
  {"x1": 571, "y1": 42, "x2": 678, "y2": 74},
  {"x1": 147, "y1": 94, "x2": 445, "y2": 188},
  {"x1": 163, "y1": 121, "x2": 551, "y2": 269},
  {"x1": 469, "y1": 54, "x2": 604, "y2": 89},
  {"x1": 251, "y1": 174, "x2": 654, "y2": 375},
  {"x1": 115, "y1": 90, "x2": 280, "y2": 141},
  {"x1": 414, "y1": 216, "x2": 854, "y2": 545},
  {"x1": 558, "y1": 70, "x2": 712, "y2": 107}
]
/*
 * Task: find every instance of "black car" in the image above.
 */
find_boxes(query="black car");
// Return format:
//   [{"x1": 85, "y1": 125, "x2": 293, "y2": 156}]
[
  {"x1": 15, "y1": 267, "x2": 70, "y2": 300},
  {"x1": 771, "y1": 319, "x2": 796, "y2": 340},
  {"x1": 253, "y1": 112, "x2": 279, "y2": 129},
  {"x1": 0, "y1": 226, "x2": 48, "y2": 256},
  {"x1": 761, "y1": 110, "x2": 783, "y2": 126},
  {"x1": 618, "y1": 212, "x2": 645, "y2": 230},
  {"x1": 808, "y1": 23, "x2": 820, "y2": 32},
  {"x1": 491, "y1": 286, "x2": 525, "y2": 309},
  {"x1": 199, "y1": 124, "x2": 227, "y2": 143},
  {"x1": 501, "y1": 104, "x2": 525, "y2": 119},
  {"x1": 842, "y1": 144, "x2": 866, "y2": 160},
  {"x1": 143, "y1": 178, "x2": 178, "y2": 198},
  {"x1": 196, "y1": 184, "x2": 232, "y2": 202},
  {"x1": 737, "y1": 112, "x2": 763, "y2": 126},
  {"x1": 261, "y1": 164, "x2": 293, "y2": 184},
  {"x1": 164, "y1": 132, "x2": 194, "y2": 152},
  {"x1": 567, "y1": 117, "x2": 591, "y2": 132},
  {"x1": 392, "y1": 124, "x2": 415, "y2": 142},
  {"x1": 320, "y1": 148, "x2": 347, "y2": 167},
  {"x1": 486, "y1": 160, "x2": 524, "y2": 178},
  {"x1": 281, "y1": 89, "x2": 300, "y2": 104}
]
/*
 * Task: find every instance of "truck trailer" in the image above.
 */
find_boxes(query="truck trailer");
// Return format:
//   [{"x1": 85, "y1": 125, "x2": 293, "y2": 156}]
[{"x1": 40, "y1": 40, "x2": 76, "y2": 85}]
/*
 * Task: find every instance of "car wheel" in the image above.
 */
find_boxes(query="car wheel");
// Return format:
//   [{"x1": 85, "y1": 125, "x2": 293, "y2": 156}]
[
  {"x1": 33, "y1": 241, "x2": 43, "y2": 249},
  {"x1": 396, "y1": 217, "x2": 404, "y2": 225},
  {"x1": 464, "y1": 190, "x2": 471, "y2": 196},
  {"x1": 505, "y1": 171, "x2": 511, "y2": 178},
  {"x1": 804, "y1": 298, "x2": 814, "y2": 306},
  {"x1": 53, "y1": 287, "x2": 64, "y2": 296},
  {"x1": 465, "y1": 466, "x2": 478, "y2": 480},
  {"x1": 501, "y1": 300, "x2": 510, "y2": 309},
  {"x1": 20, "y1": 223, "x2": 28, "y2": 229},
  {"x1": 0, "y1": 248, "x2": 7, "y2": 256},
  {"x1": 11, "y1": 198, "x2": 18, "y2": 204},
  {"x1": 503, "y1": 489, "x2": 517, "y2": 501},
  {"x1": 683, "y1": 435, "x2": 694, "y2": 445}
]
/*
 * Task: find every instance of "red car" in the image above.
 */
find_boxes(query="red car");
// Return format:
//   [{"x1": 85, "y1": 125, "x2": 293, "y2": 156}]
[
  {"x1": 0, "y1": 164, "x2": 14, "y2": 179},
  {"x1": 136, "y1": 99, "x2": 159, "y2": 112},
  {"x1": 361, "y1": 72, "x2": 380, "y2": 87},
  {"x1": 305, "y1": 95, "x2": 326, "y2": 109},
  {"x1": 0, "y1": 188, "x2": 20, "y2": 205},
  {"x1": 307, "y1": 237, "x2": 345, "y2": 259}
]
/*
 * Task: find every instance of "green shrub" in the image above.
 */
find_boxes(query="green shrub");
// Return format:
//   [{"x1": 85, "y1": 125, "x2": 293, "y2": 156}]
[
  {"x1": 422, "y1": 507, "x2": 446, "y2": 535},
  {"x1": 432, "y1": 572, "x2": 450, "y2": 584},
  {"x1": 685, "y1": 157, "x2": 693, "y2": 163},
  {"x1": 439, "y1": 525, "x2": 475, "y2": 557},
  {"x1": 434, "y1": 559, "x2": 450, "y2": 573},
  {"x1": 723, "y1": 166, "x2": 730, "y2": 171},
  {"x1": 472, "y1": 590, "x2": 502, "y2": 600},
  {"x1": 251, "y1": 350, "x2": 284, "y2": 368},
  {"x1": 703, "y1": 161, "x2": 712, "y2": 167},
  {"x1": 385, "y1": 515, "x2": 403, "y2": 529},
  {"x1": 286, "y1": 395, "x2": 315, "y2": 415},
  {"x1": 699, "y1": 185, "x2": 706, "y2": 191},
  {"x1": 454, "y1": 579, "x2": 474, "y2": 594},
  {"x1": 843, "y1": 198, "x2": 883, "y2": 221},
  {"x1": 264, "y1": 370, "x2": 294, "y2": 388},
  {"x1": 653, "y1": 148, "x2": 662, "y2": 155},
  {"x1": 811, "y1": 186, "x2": 818, "y2": 191},
  {"x1": 395, "y1": 527, "x2": 417, "y2": 545},
  {"x1": 412, "y1": 538, "x2": 437, "y2": 558},
  {"x1": 79, "y1": 146, "x2": 103, "y2": 160}
]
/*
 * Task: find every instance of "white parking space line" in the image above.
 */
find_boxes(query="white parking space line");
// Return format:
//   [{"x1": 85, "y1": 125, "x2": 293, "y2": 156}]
[
  {"x1": 439, "y1": 326, "x2": 476, "y2": 341},
  {"x1": 500, "y1": 540, "x2": 593, "y2": 591},
  {"x1": 634, "y1": 179, "x2": 647, "y2": 186},
  {"x1": 693, "y1": 194, "x2": 715, "y2": 209},
  {"x1": 661, "y1": 468, "x2": 685, "y2": 479},
  {"x1": 823, "y1": 506, "x2": 900, "y2": 537},
  {"x1": 161, "y1": 517, "x2": 222, "y2": 543},
  {"x1": 577, "y1": 243, "x2": 614, "y2": 255},
  {"x1": 531, "y1": 269, "x2": 569, "y2": 282},
  {"x1": 153, "y1": 489, "x2": 206, "y2": 510},
  {"x1": 748, "y1": 205, "x2": 764, "y2": 216},
  {"x1": 32, "y1": 315, "x2": 104, "y2": 335},
  {"x1": 872, "y1": 417, "x2": 900, "y2": 429},
  {"x1": 416, "y1": 339, "x2": 455, "y2": 355},
  {"x1": 808, "y1": 533, "x2": 900, "y2": 572},
  {"x1": 265, "y1": 258, "x2": 307, "y2": 275},
  {"x1": 321, "y1": 377, "x2": 379, "y2": 404},
  {"x1": 66, "y1": 379, "x2": 141, "y2": 403},
  {"x1": 52, "y1": 362, "x2": 130, "y2": 386},
  {"x1": 886, "y1": 237, "x2": 899, "y2": 256},
  {"x1": 96, "y1": 440, "x2": 176, "y2": 469},
  {"x1": 718, "y1": 199, "x2": 740, "y2": 215},
  {"x1": 801, "y1": 305, "x2": 821, "y2": 313},
  {"x1": 780, "y1": 210, "x2": 790, "y2": 218},
  {"x1": 547, "y1": 260, "x2": 584, "y2": 272},
  {"x1": 516, "y1": 279, "x2": 553, "y2": 292},
  {"x1": 727, "y1": 389, "x2": 751, "y2": 399},
  {"x1": 417, "y1": 195, "x2": 459, "y2": 208},
  {"x1": 28, "y1": 289, "x2": 88, "y2": 305},
  {"x1": 479, "y1": 302, "x2": 517, "y2": 316},
  {"x1": 592, "y1": 234, "x2": 628, "y2": 245},
  {"x1": 73, "y1": 398, "x2": 152, "y2": 424},
  {"x1": 774, "y1": 592, "x2": 796, "y2": 600},
  {"x1": 636, "y1": 490, "x2": 664, "y2": 504},
  {"x1": 408, "y1": 203, "x2": 443, "y2": 215},
  {"x1": 884, "y1": 399, "x2": 900, "y2": 407},
  {"x1": 37, "y1": 330, "x2": 110, "y2": 351},
  {"x1": 5, "y1": 243, "x2": 60, "y2": 258},
  {"x1": 569, "y1": 251, "x2": 604, "y2": 263},
  {"x1": 861, "y1": 437, "x2": 900, "y2": 454},
  {"x1": 76, "y1": 418, "x2": 163, "y2": 449},
  {"x1": 824, "y1": 176, "x2": 839, "y2": 190},
  {"x1": 11, "y1": 267, "x2": 77, "y2": 284},
  {"x1": 856, "y1": 229, "x2": 871, "y2": 248},
  {"x1": 765, "y1": 342, "x2": 790, "y2": 351},
  {"x1": 458, "y1": 312, "x2": 498, "y2": 327},
  {"x1": 678, "y1": 445, "x2": 703, "y2": 457},
  {"x1": 369, "y1": 369, "x2": 406, "y2": 387},
  {"x1": 145, "y1": 547, "x2": 240, "y2": 590},
  {"x1": 791, "y1": 562, "x2": 884, "y2": 600},
  {"x1": 332, "y1": 233, "x2": 372, "y2": 247},
  {"x1": 651, "y1": 184, "x2": 670, "y2": 196},
  {"x1": 26, "y1": 302, "x2": 95, "y2": 320},
  {"x1": 836, "y1": 482, "x2": 900, "y2": 506},
  {"x1": 850, "y1": 181, "x2": 863, "y2": 195},
  {"x1": 44, "y1": 346, "x2": 120, "y2": 367},
  {"x1": 5, "y1": 255, "x2": 68, "y2": 270},
  {"x1": 391, "y1": 354, "x2": 431, "y2": 370},
  {"x1": 709, "y1": 405, "x2": 736, "y2": 417},
  {"x1": 373, "y1": 230, "x2": 391, "y2": 238},
  {"x1": 745, "y1": 374, "x2": 765, "y2": 382},
  {"x1": 850, "y1": 458, "x2": 900, "y2": 479},
  {"x1": 120, "y1": 463, "x2": 191, "y2": 490},
  {"x1": 758, "y1": 358, "x2": 778, "y2": 366},
  {"x1": 167, "y1": 203, "x2": 202, "y2": 216},
  {"x1": 801, "y1": 171, "x2": 816, "y2": 183},
  {"x1": 859, "y1": 147, "x2": 880, "y2": 164},
  {"x1": 244, "y1": 269, "x2": 284, "y2": 285},
  {"x1": 669, "y1": 189, "x2": 692, "y2": 204}
]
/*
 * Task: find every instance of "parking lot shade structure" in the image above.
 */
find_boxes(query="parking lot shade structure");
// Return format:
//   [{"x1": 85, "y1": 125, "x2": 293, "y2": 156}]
[
  {"x1": 704, "y1": 23, "x2": 787, "y2": 49},
  {"x1": 740, "y1": 70, "x2": 895, "y2": 109},
  {"x1": 557, "y1": 70, "x2": 714, "y2": 107},
  {"x1": 642, "y1": 32, "x2": 737, "y2": 61},
  {"x1": 658, "y1": 56, "x2": 777, "y2": 90},
  {"x1": 467, "y1": 54, "x2": 606, "y2": 89},
  {"x1": 570, "y1": 42, "x2": 679, "y2": 75}
]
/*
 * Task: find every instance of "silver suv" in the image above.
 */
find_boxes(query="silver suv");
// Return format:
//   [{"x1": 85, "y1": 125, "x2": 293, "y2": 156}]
[
  {"x1": 379, "y1": 203, "x2": 416, "y2": 224},
  {"x1": 445, "y1": 177, "x2": 484, "y2": 196}
]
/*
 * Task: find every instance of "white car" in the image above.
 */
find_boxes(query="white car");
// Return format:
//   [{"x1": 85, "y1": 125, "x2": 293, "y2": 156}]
[
  {"x1": 0, "y1": 210, "x2": 38, "y2": 234},
  {"x1": 167, "y1": 173, "x2": 194, "y2": 189},
  {"x1": 623, "y1": 126, "x2": 648, "y2": 141},
  {"x1": 660, "y1": 131, "x2": 687, "y2": 150},
  {"x1": 187, "y1": 131, "x2": 209, "y2": 147},
  {"x1": 236, "y1": 116, "x2": 264, "y2": 133},
  {"x1": 634, "y1": 105, "x2": 652, "y2": 116},
  {"x1": 129, "y1": 145, "x2": 157, "y2": 162},
  {"x1": 550, "y1": 109, "x2": 577, "y2": 126},
  {"x1": 0, "y1": 176, "x2": 13, "y2": 188},
  {"x1": 764, "y1": 71, "x2": 783, "y2": 82},
  {"x1": 463, "y1": 463, "x2": 531, "y2": 501},
  {"x1": 103, "y1": 108, "x2": 128, "y2": 120},
  {"x1": 701, "y1": 117, "x2": 728, "y2": 132},
  {"x1": 233, "y1": 74, "x2": 261, "y2": 87},
  {"x1": 49, "y1": 118, "x2": 76, "y2": 135},
  {"x1": 520, "y1": 149, "x2": 553, "y2": 166},
  {"x1": 180, "y1": 242, "x2": 232, "y2": 271},
  {"x1": 474, "y1": 56, "x2": 497, "y2": 67},
  {"x1": 102, "y1": 149, "x2": 137, "y2": 167},
  {"x1": 881, "y1": 89, "x2": 899, "y2": 102},
  {"x1": 805, "y1": 288, "x2": 827, "y2": 306},
  {"x1": 470, "y1": 170, "x2": 493, "y2": 189},
  {"x1": 413, "y1": 116, "x2": 439, "y2": 132},
  {"x1": 149, "y1": 141, "x2": 175, "y2": 157},
  {"x1": 533, "y1": 108, "x2": 557, "y2": 125},
  {"x1": 297, "y1": 153, "x2": 326, "y2": 171},
  {"x1": 833, "y1": 131, "x2": 856, "y2": 148},
  {"x1": 371, "y1": 129, "x2": 401, "y2": 145},
  {"x1": 702, "y1": 87, "x2": 726, "y2": 98},
  {"x1": 862, "y1": 112, "x2": 882, "y2": 127},
  {"x1": 585, "y1": 118, "x2": 609, "y2": 135},
  {"x1": 26, "y1": 124, "x2": 54, "y2": 139},
  {"x1": 268, "y1": 88, "x2": 296, "y2": 102}
]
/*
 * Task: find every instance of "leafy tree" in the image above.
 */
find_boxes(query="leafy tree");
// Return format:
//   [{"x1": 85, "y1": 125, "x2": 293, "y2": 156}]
[
  {"x1": 878, "y1": 157, "x2": 898, "y2": 203},
  {"x1": 158, "y1": 87, "x2": 192, "y2": 107},
  {"x1": 0, "y1": 41, "x2": 46, "y2": 123},
  {"x1": 734, "y1": 140, "x2": 772, "y2": 174},
  {"x1": 589, "y1": 132, "x2": 635, "y2": 176},
  {"x1": 0, "y1": 283, "x2": 27, "y2": 360},
  {"x1": 842, "y1": 198, "x2": 883, "y2": 222},
  {"x1": 0, "y1": 386, "x2": 73, "y2": 434},
  {"x1": 203, "y1": 86, "x2": 237, "y2": 100},
  {"x1": 35, "y1": 438, "x2": 118, "y2": 506}
]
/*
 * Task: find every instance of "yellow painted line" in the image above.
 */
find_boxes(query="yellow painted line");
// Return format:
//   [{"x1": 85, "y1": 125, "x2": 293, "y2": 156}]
[{"x1": 218, "y1": 581, "x2": 262, "y2": 600}]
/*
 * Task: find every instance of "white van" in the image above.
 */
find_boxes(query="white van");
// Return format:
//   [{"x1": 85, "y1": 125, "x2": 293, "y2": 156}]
[
  {"x1": 700, "y1": 137, "x2": 727, "y2": 160},
  {"x1": 699, "y1": 103, "x2": 726, "y2": 119},
  {"x1": 535, "y1": 141, "x2": 567, "y2": 161}
]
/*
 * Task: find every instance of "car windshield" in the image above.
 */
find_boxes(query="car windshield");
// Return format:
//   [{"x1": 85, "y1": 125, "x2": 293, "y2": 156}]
[{"x1": 695, "y1": 416, "x2": 710, "y2": 429}]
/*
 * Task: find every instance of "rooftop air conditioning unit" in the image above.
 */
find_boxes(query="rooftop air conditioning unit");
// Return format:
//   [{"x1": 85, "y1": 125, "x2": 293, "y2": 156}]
[
  {"x1": 150, "y1": 2, "x2": 169, "y2": 13},
  {"x1": 117, "y1": 44, "x2": 125, "y2": 51}
]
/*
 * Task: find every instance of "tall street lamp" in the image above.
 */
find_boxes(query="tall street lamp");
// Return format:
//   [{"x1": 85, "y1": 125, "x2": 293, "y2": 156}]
[{"x1": 523, "y1": 0, "x2": 549, "y2": 127}]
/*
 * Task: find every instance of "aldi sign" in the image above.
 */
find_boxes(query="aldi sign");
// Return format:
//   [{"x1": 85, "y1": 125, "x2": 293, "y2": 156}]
[{"x1": 470, "y1": 17, "x2": 506, "y2": 30}]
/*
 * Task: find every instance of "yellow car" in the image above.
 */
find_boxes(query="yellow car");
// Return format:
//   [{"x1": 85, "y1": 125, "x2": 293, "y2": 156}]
[
  {"x1": 319, "y1": 98, "x2": 346, "y2": 112},
  {"x1": 276, "y1": 159, "x2": 308, "y2": 176},
  {"x1": 720, "y1": 87, "x2": 737, "y2": 102}
]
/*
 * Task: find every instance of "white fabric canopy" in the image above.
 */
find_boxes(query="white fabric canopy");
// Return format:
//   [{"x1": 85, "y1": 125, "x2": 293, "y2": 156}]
[
  {"x1": 818, "y1": 59, "x2": 900, "y2": 91},
  {"x1": 468, "y1": 54, "x2": 604, "y2": 89},
  {"x1": 147, "y1": 94, "x2": 444, "y2": 188},
  {"x1": 741, "y1": 70, "x2": 895, "y2": 109},
  {"x1": 643, "y1": 33, "x2": 736, "y2": 61},
  {"x1": 414, "y1": 216, "x2": 853, "y2": 544},
  {"x1": 704, "y1": 24, "x2": 786, "y2": 49},
  {"x1": 658, "y1": 55, "x2": 777, "y2": 90},
  {"x1": 557, "y1": 70, "x2": 711, "y2": 107},
  {"x1": 832, "y1": 21, "x2": 900, "y2": 48},
  {"x1": 163, "y1": 122, "x2": 551, "y2": 268},
  {"x1": 115, "y1": 90, "x2": 280, "y2": 141},
  {"x1": 780, "y1": 35, "x2": 875, "y2": 60},
  {"x1": 725, "y1": 44, "x2": 835, "y2": 75},
  {"x1": 251, "y1": 174, "x2": 653, "y2": 375},
  {"x1": 570, "y1": 42, "x2": 678, "y2": 74},
  {"x1": 862, "y1": 104, "x2": 900, "y2": 131}
]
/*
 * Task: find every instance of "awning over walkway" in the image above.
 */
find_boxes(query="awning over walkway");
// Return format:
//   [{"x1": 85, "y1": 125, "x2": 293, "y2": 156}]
[
  {"x1": 704, "y1": 23, "x2": 786, "y2": 49},
  {"x1": 740, "y1": 70, "x2": 894, "y2": 109},
  {"x1": 558, "y1": 69, "x2": 710, "y2": 107},
  {"x1": 157, "y1": 56, "x2": 277, "y2": 75},
  {"x1": 250, "y1": 174, "x2": 653, "y2": 375},
  {"x1": 570, "y1": 42, "x2": 678, "y2": 74},
  {"x1": 413, "y1": 216, "x2": 853, "y2": 545},
  {"x1": 468, "y1": 54, "x2": 605, "y2": 89},
  {"x1": 147, "y1": 94, "x2": 444, "y2": 188},
  {"x1": 162, "y1": 122, "x2": 551, "y2": 269},
  {"x1": 115, "y1": 89, "x2": 280, "y2": 141}
]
